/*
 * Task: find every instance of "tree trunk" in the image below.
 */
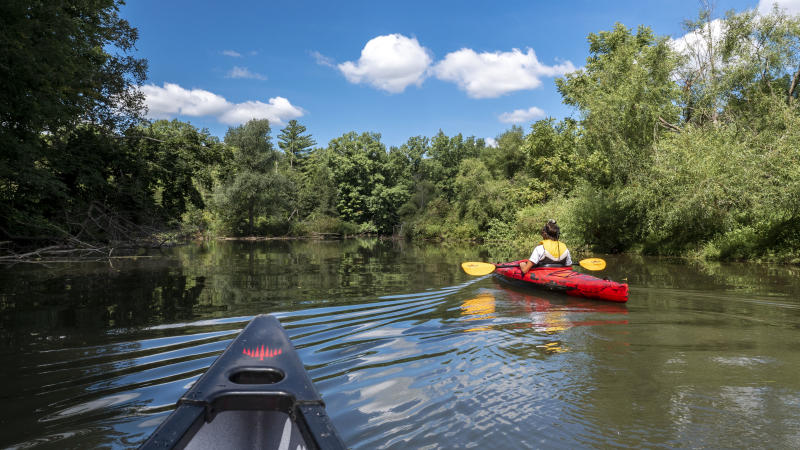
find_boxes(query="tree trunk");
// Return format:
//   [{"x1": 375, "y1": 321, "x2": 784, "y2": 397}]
[
  {"x1": 248, "y1": 205, "x2": 254, "y2": 235},
  {"x1": 788, "y1": 64, "x2": 800, "y2": 106}
]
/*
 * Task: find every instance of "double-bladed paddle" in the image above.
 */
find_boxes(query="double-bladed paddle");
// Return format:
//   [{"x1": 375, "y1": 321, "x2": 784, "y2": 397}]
[{"x1": 461, "y1": 258, "x2": 606, "y2": 276}]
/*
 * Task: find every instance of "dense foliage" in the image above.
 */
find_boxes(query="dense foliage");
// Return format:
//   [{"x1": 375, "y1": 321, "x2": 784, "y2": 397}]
[
  {"x1": 1, "y1": 0, "x2": 149, "y2": 241},
  {"x1": 3, "y1": 3, "x2": 800, "y2": 262}
]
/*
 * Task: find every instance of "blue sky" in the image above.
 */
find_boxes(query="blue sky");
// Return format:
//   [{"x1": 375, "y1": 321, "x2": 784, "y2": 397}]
[{"x1": 120, "y1": 0, "x2": 792, "y2": 148}]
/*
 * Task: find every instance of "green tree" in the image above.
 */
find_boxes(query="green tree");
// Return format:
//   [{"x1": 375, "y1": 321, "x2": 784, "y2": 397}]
[
  {"x1": 718, "y1": 8, "x2": 800, "y2": 126},
  {"x1": 673, "y1": 6, "x2": 727, "y2": 126},
  {"x1": 674, "y1": 5, "x2": 800, "y2": 127},
  {"x1": 451, "y1": 158, "x2": 509, "y2": 234},
  {"x1": 0, "y1": 0, "x2": 147, "y2": 240},
  {"x1": 328, "y1": 132, "x2": 398, "y2": 232},
  {"x1": 47, "y1": 127, "x2": 146, "y2": 233},
  {"x1": 132, "y1": 120, "x2": 227, "y2": 224},
  {"x1": 296, "y1": 147, "x2": 338, "y2": 217},
  {"x1": 277, "y1": 120, "x2": 316, "y2": 168},
  {"x1": 481, "y1": 126, "x2": 526, "y2": 180},
  {"x1": 215, "y1": 119, "x2": 293, "y2": 235},
  {"x1": 623, "y1": 6, "x2": 800, "y2": 257},
  {"x1": 556, "y1": 23, "x2": 681, "y2": 186},
  {"x1": 386, "y1": 137, "x2": 428, "y2": 220},
  {"x1": 523, "y1": 118, "x2": 581, "y2": 196},
  {"x1": 427, "y1": 131, "x2": 485, "y2": 200}
]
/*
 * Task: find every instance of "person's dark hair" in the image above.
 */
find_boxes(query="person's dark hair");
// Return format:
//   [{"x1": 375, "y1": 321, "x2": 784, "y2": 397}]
[{"x1": 541, "y1": 219, "x2": 560, "y2": 240}]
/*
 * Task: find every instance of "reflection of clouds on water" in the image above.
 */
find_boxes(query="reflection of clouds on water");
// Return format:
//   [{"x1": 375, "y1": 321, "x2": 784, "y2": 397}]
[
  {"x1": 355, "y1": 377, "x2": 419, "y2": 417},
  {"x1": 349, "y1": 325, "x2": 403, "y2": 340},
  {"x1": 668, "y1": 387, "x2": 694, "y2": 433},
  {"x1": 336, "y1": 330, "x2": 427, "y2": 423},
  {"x1": 43, "y1": 393, "x2": 140, "y2": 421},
  {"x1": 142, "y1": 316, "x2": 250, "y2": 331},
  {"x1": 8, "y1": 430, "x2": 85, "y2": 449},
  {"x1": 712, "y1": 356, "x2": 772, "y2": 367},
  {"x1": 348, "y1": 325, "x2": 418, "y2": 358},
  {"x1": 720, "y1": 386, "x2": 767, "y2": 416},
  {"x1": 138, "y1": 415, "x2": 167, "y2": 428}
]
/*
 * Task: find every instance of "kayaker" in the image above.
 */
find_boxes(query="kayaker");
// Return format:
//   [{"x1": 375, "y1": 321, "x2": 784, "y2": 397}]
[{"x1": 519, "y1": 219, "x2": 572, "y2": 275}]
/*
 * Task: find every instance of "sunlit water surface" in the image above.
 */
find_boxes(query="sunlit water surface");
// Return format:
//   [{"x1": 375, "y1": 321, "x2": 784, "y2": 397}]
[{"x1": 1, "y1": 239, "x2": 799, "y2": 448}]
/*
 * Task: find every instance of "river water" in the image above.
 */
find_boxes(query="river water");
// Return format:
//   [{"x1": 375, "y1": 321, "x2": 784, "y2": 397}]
[{"x1": 1, "y1": 239, "x2": 799, "y2": 448}]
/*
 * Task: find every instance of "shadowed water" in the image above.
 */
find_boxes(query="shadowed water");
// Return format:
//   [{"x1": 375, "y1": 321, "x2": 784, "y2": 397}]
[{"x1": 1, "y1": 239, "x2": 799, "y2": 448}]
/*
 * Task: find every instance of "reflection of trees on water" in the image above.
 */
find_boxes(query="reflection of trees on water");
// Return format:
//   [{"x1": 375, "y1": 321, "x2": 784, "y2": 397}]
[
  {"x1": 4, "y1": 241, "x2": 798, "y2": 345},
  {"x1": 176, "y1": 239, "x2": 473, "y2": 313},
  {"x1": 0, "y1": 262, "x2": 214, "y2": 449},
  {"x1": 0, "y1": 260, "x2": 208, "y2": 346},
  {"x1": 601, "y1": 253, "x2": 800, "y2": 296},
  {"x1": 0, "y1": 237, "x2": 474, "y2": 345}
]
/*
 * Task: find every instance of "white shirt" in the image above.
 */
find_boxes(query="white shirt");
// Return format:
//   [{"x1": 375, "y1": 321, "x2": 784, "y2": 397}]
[{"x1": 530, "y1": 243, "x2": 572, "y2": 266}]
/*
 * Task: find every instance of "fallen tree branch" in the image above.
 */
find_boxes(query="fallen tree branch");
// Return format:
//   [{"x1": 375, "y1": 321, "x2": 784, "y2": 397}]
[{"x1": 1, "y1": 202, "x2": 186, "y2": 262}]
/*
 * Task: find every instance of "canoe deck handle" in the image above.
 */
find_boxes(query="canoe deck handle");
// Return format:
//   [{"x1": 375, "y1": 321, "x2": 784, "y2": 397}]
[{"x1": 228, "y1": 368, "x2": 285, "y2": 385}]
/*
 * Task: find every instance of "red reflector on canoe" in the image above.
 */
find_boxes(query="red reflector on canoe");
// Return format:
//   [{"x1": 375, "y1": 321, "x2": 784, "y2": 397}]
[{"x1": 243, "y1": 345, "x2": 283, "y2": 360}]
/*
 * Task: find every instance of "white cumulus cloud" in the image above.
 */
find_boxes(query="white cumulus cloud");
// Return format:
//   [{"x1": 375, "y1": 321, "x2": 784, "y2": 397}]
[
  {"x1": 669, "y1": 18, "x2": 725, "y2": 58},
  {"x1": 485, "y1": 137, "x2": 498, "y2": 148},
  {"x1": 141, "y1": 82, "x2": 303, "y2": 126},
  {"x1": 222, "y1": 50, "x2": 242, "y2": 57},
  {"x1": 499, "y1": 106, "x2": 546, "y2": 124},
  {"x1": 338, "y1": 34, "x2": 433, "y2": 93},
  {"x1": 141, "y1": 83, "x2": 229, "y2": 118},
  {"x1": 226, "y1": 66, "x2": 267, "y2": 81},
  {"x1": 758, "y1": 0, "x2": 800, "y2": 15},
  {"x1": 433, "y1": 48, "x2": 576, "y2": 98},
  {"x1": 218, "y1": 98, "x2": 304, "y2": 125}
]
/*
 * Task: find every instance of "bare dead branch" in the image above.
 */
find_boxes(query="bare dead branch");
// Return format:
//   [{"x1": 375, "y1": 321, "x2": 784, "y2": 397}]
[
  {"x1": 1, "y1": 202, "x2": 180, "y2": 262},
  {"x1": 658, "y1": 116, "x2": 683, "y2": 132}
]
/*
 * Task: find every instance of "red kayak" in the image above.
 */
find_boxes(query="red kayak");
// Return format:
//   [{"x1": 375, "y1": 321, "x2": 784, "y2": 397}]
[{"x1": 494, "y1": 260, "x2": 629, "y2": 303}]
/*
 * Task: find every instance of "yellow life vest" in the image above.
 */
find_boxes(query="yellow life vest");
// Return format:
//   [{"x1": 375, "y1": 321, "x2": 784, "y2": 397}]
[{"x1": 540, "y1": 239, "x2": 568, "y2": 259}]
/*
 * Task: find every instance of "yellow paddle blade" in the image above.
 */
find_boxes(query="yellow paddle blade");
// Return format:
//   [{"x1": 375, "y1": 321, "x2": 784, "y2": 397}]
[
  {"x1": 461, "y1": 261, "x2": 497, "y2": 276},
  {"x1": 578, "y1": 257, "x2": 606, "y2": 271}
]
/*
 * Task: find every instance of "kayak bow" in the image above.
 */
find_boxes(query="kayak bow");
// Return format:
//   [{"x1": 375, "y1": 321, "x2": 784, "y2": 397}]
[{"x1": 140, "y1": 315, "x2": 345, "y2": 449}]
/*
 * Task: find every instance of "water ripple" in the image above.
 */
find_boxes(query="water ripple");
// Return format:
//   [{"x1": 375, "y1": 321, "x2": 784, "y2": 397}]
[{"x1": 10, "y1": 273, "x2": 796, "y2": 449}]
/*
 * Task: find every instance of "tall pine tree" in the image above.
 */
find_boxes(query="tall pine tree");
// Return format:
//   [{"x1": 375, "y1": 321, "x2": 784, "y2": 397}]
[{"x1": 277, "y1": 120, "x2": 316, "y2": 168}]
